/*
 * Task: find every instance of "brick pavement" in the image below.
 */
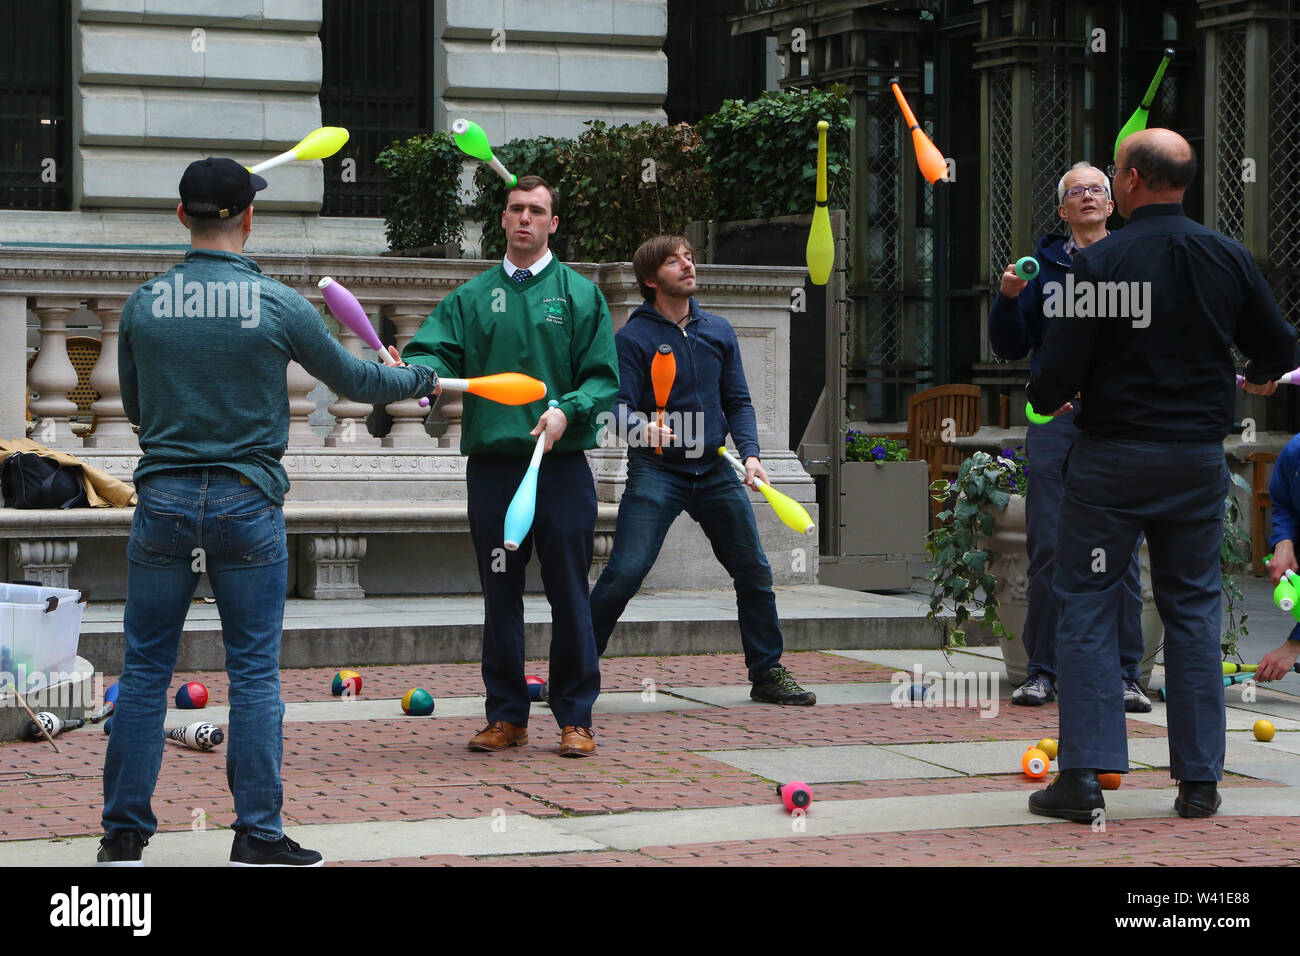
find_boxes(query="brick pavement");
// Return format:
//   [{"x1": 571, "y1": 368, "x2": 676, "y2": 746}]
[{"x1": 2, "y1": 650, "x2": 1297, "y2": 866}]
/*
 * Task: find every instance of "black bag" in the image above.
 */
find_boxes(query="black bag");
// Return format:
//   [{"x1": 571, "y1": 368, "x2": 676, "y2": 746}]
[{"x1": 1, "y1": 452, "x2": 89, "y2": 509}]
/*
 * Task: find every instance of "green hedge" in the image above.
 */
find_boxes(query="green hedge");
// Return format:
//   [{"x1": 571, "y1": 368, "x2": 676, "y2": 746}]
[
  {"x1": 376, "y1": 132, "x2": 464, "y2": 252},
  {"x1": 468, "y1": 135, "x2": 573, "y2": 261},
  {"x1": 698, "y1": 86, "x2": 854, "y2": 222},
  {"x1": 560, "y1": 120, "x2": 711, "y2": 263},
  {"x1": 382, "y1": 88, "x2": 855, "y2": 261}
]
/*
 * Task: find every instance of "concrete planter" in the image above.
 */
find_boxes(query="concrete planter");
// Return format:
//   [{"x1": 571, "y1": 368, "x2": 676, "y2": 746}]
[
  {"x1": 820, "y1": 461, "x2": 929, "y2": 591},
  {"x1": 982, "y1": 495, "x2": 1161, "y2": 688}
]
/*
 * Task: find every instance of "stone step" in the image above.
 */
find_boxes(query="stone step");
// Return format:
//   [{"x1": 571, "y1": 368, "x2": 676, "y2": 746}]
[{"x1": 76, "y1": 585, "x2": 942, "y2": 673}]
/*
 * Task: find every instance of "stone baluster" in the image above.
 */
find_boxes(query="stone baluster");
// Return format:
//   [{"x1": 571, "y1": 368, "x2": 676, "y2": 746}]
[
  {"x1": 439, "y1": 392, "x2": 463, "y2": 450},
  {"x1": 26, "y1": 297, "x2": 83, "y2": 448},
  {"x1": 10, "y1": 540, "x2": 78, "y2": 589},
  {"x1": 324, "y1": 321, "x2": 381, "y2": 447},
  {"x1": 381, "y1": 306, "x2": 432, "y2": 447},
  {"x1": 286, "y1": 360, "x2": 321, "y2": 446},
  {"x1": 82, "y1": 297, "x2": 137, "y2": 448}
]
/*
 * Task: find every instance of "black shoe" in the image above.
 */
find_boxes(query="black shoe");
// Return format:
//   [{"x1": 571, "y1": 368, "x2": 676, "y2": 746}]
[
  {"x1": 1123, "y1": 678, "x2": 1153, "y2": 713},
  {"x1": 1011, "y1": 676, "x2": 1056, "y2": 706},
  {"x1": 229, "y1": 831, "x2": 323, "y2": 867},
  {"x1": 750, "y1": 666, "x2": 816, "y2": 705},
  {"x1": 96, "y1": 830, "x2": 147, "y2": 867},
  {"x1": 1174, "y1": 781, "x2": 1221, "y2": 819},
  {"x1": 1028, "y1": 768, "x2": 1105, "y2": 823}
]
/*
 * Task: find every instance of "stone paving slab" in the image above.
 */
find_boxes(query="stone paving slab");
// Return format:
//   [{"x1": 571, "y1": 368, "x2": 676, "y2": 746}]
[
  {"x1": 701, "y1": 744, "x2": 964, "y2": 783},
  {"x1": 0, "y1": 814, "x2": 604, "y2": 867},
  {"x1": 556, "y1": 787, "x2": 1300, "y2": 850},
  {"x1": 663, "y1": 682, "x2": 897, "y2": 708}
]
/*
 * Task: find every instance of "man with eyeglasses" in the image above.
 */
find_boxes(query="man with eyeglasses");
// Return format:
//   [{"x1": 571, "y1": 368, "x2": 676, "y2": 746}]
[
  {"x1": 1025, "y1": 128, "x2": 1298, "y2": 823},
  {"x1": 990, "y1": 162, "x2": 1149, "y2": 715}
]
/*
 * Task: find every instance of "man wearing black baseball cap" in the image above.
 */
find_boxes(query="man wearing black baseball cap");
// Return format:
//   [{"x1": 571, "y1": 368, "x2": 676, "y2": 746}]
[
  {"x1": 179, "y1": 156, "x2": 266, "y2": 221},
  {"x1": 99, "y1": 158, "x2": 438, "y2": 867}
]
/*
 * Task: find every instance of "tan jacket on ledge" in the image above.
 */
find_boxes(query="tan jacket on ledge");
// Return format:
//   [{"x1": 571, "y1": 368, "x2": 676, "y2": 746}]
[{"x1": 0, "y1": 439, "x2": 137, "y2": 508}]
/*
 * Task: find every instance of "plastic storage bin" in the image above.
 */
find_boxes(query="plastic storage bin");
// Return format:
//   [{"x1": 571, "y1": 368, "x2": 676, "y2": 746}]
[{"x1": 0, "y1": 582, "x2": 85, "y2": 693}]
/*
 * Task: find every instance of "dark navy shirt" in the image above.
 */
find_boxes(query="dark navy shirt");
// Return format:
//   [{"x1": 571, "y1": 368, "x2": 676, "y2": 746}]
[{"x1": 1027, "y1": 204, "x2": 1298, "y2": 443}]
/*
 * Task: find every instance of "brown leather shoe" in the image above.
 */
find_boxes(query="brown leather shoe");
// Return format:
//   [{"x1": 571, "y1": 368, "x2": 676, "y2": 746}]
[
  {"x1": 558, "y1": 725, "x2": 595, "y2": 758},
  {"x1": 467, "y1": 720, "x2": 528, "y2": 752}
]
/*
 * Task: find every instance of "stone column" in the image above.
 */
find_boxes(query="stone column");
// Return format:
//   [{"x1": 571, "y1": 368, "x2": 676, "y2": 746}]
[
  {"x1": 324, "y1": 324, "x2": 381, "y2": 448},
  {"x1": 10, "y1": 540, "x2": 78, "y2": 589},
  {"x1": 381, "y1": 307, "x2": 431, "y2": 448},
  {"x1": 438, "y1": 392, "x2": 463, "y2": 450},
  {"x1": 27, "y1": 297, "x2": 83, "y2": 448},
  {"x1": 82, "y1": 297, "x2": 137, "y2": 448},
  {"x1": 590, "y1": 531, "x2": 615, "y2": 586},
  {"x1": 299, "y1": 535, "x2": 366, "y2": 599},
  {"x1": 0, "y1": 296, "x2": 28, "y2": 442}
]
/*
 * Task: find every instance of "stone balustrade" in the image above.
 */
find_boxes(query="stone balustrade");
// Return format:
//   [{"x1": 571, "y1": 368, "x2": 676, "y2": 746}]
[{"x1": 0, "y1": 249, "x2": 818, "y2": 598}]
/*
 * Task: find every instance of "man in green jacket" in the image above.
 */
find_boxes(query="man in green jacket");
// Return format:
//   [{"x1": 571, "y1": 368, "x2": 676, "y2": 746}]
[{"x1": 404, "y1": 175, "x2": 618, "y2": 757}]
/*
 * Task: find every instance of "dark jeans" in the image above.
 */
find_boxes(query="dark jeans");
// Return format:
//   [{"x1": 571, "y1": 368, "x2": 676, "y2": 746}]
[
  {"x1": 589, "y1": 456, "x2": 783, "y2": 681},
  {"x1": 102, "y1": 468, "x2": 287, "y2": 841},
  {"x1": 466, "y1": 452, "x2": 600, "y2": 729},
  {"x1": 1025, "y1": 415, "x2": 1145, "y2": 685},
  {"x1": 1053, "y1": 437, "x2": 1227, "y2": 778}
]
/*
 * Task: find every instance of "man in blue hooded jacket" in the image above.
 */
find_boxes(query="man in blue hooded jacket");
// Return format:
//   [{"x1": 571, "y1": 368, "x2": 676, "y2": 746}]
[
  {"x1": 989, "y1": 162, "x2": 1150, "y2": 711},
  {"x1": 588, "y1": 235, "x2": 815, "y2": 704}
]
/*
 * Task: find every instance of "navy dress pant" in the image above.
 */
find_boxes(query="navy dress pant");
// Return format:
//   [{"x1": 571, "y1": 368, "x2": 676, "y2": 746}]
[
  {"x1": 466, "y1": 452, "x2": 600, "y2": 729},
  {"x1": 1053, "y1": 437, "x2": 1227, "y2": 778}
]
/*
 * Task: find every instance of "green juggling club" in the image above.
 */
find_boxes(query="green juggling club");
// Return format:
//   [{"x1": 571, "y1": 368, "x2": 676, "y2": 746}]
[
  {"x1": 1114, "y1": 49, "x2": 1175, "y2": 160},
  {"x1": 452, "y1": 118, "x2": 517, "y2": 187}
]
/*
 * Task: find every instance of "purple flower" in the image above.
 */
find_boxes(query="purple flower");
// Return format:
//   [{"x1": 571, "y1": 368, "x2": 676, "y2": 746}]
[{"x1": 872, "y1": 446, "x2": 886, "y2": 460}]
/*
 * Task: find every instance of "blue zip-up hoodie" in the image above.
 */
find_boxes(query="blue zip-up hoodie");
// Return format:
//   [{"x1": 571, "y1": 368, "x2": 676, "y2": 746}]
[
  {"x1": 613, "y1": 298, "x2": 761, "y2": 476},
  {"x1": 1266, "y1": 436, "x2": 1300, "y2": 642},
  {"x1": 988, "y1": 231, "x2": 1072, "y2": 376}
]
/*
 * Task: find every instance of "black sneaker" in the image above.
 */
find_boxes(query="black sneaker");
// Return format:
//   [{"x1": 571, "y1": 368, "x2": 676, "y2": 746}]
[
  {"x1": 1123, "y1": 678, "x2": 1153, "y2": 713},
  {"x1": 96, "y1": 831, "x2": 147, "y2": 867},
  {"x1": 229, "y1": 831, "x2": 323, "y2": 867},
  {"x1": 1011, "y1": 676, "x2": 1056, "y2": 706},
  {"x1": 750, "y1": 666, "x2": 816, "y2": 705}
]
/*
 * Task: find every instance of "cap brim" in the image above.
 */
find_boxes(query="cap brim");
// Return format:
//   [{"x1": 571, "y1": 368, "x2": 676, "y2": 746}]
[{"x1": 250, "y1": 173, "x2": 268, "y2": 192}]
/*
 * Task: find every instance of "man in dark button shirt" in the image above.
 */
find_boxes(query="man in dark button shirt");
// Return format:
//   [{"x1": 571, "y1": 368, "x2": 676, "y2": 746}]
[{"x1": 1024, "y1": 128, "x2": 1298, "y2": 823}]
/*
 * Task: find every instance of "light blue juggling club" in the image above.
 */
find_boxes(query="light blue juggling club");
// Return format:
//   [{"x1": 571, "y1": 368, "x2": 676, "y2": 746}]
[{"x1": 503, "y1": 399, "x2": 558, "y2": 551}]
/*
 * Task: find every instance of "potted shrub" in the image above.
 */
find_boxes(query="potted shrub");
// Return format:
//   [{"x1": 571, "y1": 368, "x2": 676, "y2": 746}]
[
  {"x1": 925, "y1": 448, "x2": 1164, "y2": 688},
  {"x1": 376, "y1": 132, "x2": 465, "y2": 256},
  {"x1": 828, "y1": 432, "x2": 930, "y2": 590}
]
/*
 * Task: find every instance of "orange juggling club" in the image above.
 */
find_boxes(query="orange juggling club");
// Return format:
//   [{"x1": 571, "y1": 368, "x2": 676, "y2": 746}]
[
  {"x1": 650, "y1": 344, "x2": 676, "y2": 455},
  {"x1": 889, "y1": 78, "x2": 949, "y2": 186},
  {"x1": 441, "y1": 372, "x2": 547, "y2": 406}
]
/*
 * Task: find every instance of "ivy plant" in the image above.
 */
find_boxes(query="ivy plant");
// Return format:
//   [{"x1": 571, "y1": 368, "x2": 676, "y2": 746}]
[
  {"x1": 925, "y1": 451, "x2": 1026, "y2": 648},
  {"x1": 697, "y1": 86, "x2": 854, "y2": 222},
  {"x1": 376, "y1": 132, "x2": 465, "y2": 252},
  {"x1": 1220, "y1": 472, "x2": 1253, "y2": 660}
]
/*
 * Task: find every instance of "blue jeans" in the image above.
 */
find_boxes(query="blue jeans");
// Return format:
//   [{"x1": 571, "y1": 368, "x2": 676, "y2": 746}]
[
  {"x1": 102, "y1": 468, "x2": 288, "y2": 842},
  {"x1": 1053, "y1": 438, "x2": 1227, "y2": 778},
  {"x1": 1025, "y1": 413, "x2": 1145, "y2": 685},
  {"x1": 590, "y1": 456, "x2": 783, "y2": 681}
]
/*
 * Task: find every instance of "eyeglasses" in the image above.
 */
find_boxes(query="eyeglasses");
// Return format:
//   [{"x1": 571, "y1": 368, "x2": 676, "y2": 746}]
[
  {"x1": 1064, "y1": 185, "x2": 1109, "y2": 199},
  {"x1": 1104, "y1": 163, "x2": 1137, "y2": 178}
]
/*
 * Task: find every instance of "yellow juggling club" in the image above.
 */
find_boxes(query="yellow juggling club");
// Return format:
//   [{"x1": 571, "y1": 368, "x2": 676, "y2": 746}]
[
  {"x1": 806, "y1": 120, "x2": 834, "y2": 286},
  {"x1": 718, "y1": 447, "x2": 815, "y2": 536},
  {"x1": 247, "y1": 126, "x2": 350, "y2": 175}
]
